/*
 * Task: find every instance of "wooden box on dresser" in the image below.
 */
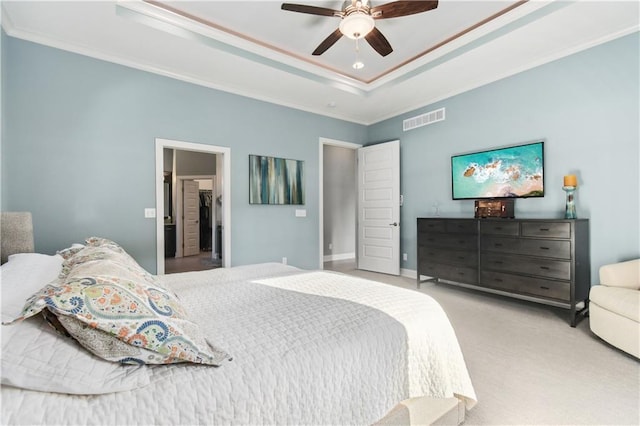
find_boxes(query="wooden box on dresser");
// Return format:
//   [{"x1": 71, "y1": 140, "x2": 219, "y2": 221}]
[{"x1": 417, "y1": 218, "x2": 590, "y2": 326}]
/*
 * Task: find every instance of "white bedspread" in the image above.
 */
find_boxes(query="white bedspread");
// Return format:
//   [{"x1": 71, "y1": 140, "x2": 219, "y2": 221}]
[{"x1": 1, "y1": 263, "x2": 476, "y2": 425}]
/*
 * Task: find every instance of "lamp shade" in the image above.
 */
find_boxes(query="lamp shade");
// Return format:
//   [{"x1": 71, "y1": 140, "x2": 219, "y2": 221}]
[{"x1": 339, "y1": 13, "x2": 374, "y2": 39}]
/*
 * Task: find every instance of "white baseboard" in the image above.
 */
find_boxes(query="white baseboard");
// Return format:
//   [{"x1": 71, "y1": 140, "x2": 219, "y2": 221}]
[
  {"x1": 323, "y1": 252, "x2": 356, "y2": 262},
  {"x1": 321, "y1": 262, "x2": 422, "y2": 280},
  {"x1": 401, "y1": 268, "x2": 418, "y2": 279}
]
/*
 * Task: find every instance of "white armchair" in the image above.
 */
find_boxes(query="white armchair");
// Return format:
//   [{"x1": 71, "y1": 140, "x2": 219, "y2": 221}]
[{"x1": 589, "y1": 259, "x2": 640, "y2": 358}]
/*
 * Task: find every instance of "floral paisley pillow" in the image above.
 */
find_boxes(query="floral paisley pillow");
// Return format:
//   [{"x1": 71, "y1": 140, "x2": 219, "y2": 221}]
[
  {"x1": 11, "y1": 238, "x2": 230, "y2": 366},
  {"x1": 58, "y1": 238, "x2": 154, "y2": 281}
]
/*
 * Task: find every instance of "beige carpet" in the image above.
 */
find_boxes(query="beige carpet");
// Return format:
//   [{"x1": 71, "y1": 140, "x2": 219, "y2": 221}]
[{"x1": 325, "y1": 260, "x2": 640, "y2": 426}]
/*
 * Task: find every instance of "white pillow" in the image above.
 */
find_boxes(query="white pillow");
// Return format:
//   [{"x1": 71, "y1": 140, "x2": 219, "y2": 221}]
[
  {"x1": 1, "y1": 253, "x2": 63, "y2": 321},
  {"x1": 1, "y1": 252, "x2": 151, "y2": 394},
  {"x1": 1, "y1": 315, "x2": 151, "y2": 394}
]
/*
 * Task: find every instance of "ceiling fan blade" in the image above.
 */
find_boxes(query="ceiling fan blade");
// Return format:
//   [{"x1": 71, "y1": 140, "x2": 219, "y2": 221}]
[
  {"x1": 370, "y1": 0, "x2": 438, "y2": 19},
  {"x1": 312, "y1": 28, "x2": 343, "y2": 55},
  {"x1": 281, "y1": 3, "x2": 342, "y2": 17},
  {"x1": 365, "y1": 27, "x2": 393, "y2": 57}
]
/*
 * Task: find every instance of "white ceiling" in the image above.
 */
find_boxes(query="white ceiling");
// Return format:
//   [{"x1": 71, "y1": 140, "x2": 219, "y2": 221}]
[{"x1": 2, "y1": 1, "x2": 638, "y2": 125}]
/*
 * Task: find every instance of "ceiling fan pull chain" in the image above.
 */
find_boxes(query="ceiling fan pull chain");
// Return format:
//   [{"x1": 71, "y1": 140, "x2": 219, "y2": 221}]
[{"x1": 353, "y1": 38, "x2": 364, "y2": 70}]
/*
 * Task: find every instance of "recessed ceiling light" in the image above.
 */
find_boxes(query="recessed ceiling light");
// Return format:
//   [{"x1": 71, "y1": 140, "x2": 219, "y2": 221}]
[{"x1": 352, "y1": 61, "x2": 364, "y2": 70}]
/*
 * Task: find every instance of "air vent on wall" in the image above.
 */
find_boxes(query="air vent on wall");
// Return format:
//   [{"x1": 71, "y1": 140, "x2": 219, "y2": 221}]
[{"x1": 403, "y1": 107, "x2": 445, "y2": 131}]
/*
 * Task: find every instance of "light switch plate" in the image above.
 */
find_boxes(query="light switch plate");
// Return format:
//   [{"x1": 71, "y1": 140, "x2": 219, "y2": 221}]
[
  {"x1": 295, "y1": 209, "x2": 307, "y2": 217},
  {"x1": 144, "y1": 208, "x2": 156, "y2": 218}
]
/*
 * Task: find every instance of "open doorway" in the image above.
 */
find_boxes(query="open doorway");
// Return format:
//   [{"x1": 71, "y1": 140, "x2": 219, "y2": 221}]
[
  {"x1": 155, "y1": 138, "x2": 231, "y2": 275},
  {"x1": 319, "y1": 137, "x2": 361, "y2": 271},
  {"x1": 165, "y1": 175, "x2": 218, "y2": 274}
]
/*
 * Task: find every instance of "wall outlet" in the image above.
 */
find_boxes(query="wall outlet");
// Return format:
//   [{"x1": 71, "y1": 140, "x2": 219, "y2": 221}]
[
  {"x1": 402, "y1": 253, "x2": 408, "y2": 261},
  {"x1": 282, "y1": 257, "x2": 287, "y2": 265},
  {"x1": 328, "y1": 243, "x2": 333, "y2": 251},
  {"x1": 144, "y1": 208, "x2": 156, "y2": 218}
]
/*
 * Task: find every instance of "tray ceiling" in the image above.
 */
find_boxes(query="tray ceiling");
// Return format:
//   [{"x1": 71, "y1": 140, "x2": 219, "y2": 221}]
[{"x1": 2, "y1": 1, "x2": 638, "y2": 124}]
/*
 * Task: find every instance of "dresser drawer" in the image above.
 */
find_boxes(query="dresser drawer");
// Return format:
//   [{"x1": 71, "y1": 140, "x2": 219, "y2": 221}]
[
  {"x1": 481, "y1": 253, "x2": 571, "y2": 280},
  {"x1": 445, "y1": 220, "x2": 477, "y2": 234},
  {"x1": 417, "y1": 219, "x2": 445, "y2": 233},
  {"x1": 480, "y1": 221, "x2": 520, "y2": 236},
  {"x1": 518, "y1": 239, "x2": 571, "y2": 259},
  {"x1": 482, "y1": 237, "x2": 570, "y2": 259},
  {"x1": 481, "y1": 271, "x2": 570, "y2": 302},
  {"x1": 481, "y1": 236, "x2": 520, "y2": 253},
  {"x1": 420, "y1": 233, "x2": 477, "y2": 251},
  {"x1": 419, "y1": 247, "x2": 478, "y2": 268},
  {"x1": 422, "y1": 263, "x2": 478, "y2": 284},
  {"x1": 521, "y1": 222, "x2": 571, "y2": 239}
]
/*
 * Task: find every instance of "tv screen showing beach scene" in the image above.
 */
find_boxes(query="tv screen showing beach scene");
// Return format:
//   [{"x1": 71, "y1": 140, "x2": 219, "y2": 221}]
[{"x1": 451, "y1": 141, "x2": 544, "y2": 200}]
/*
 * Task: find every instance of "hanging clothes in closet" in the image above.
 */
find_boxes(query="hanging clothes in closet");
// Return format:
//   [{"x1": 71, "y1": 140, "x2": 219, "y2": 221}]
[{"x1": 199, "y1": 190, "x2": 213, "y2": 251}]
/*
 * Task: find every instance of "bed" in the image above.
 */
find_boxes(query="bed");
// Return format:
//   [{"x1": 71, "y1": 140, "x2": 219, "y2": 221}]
[{"x1": 0, "y1": 212, "x2": 476, "y2": 425}]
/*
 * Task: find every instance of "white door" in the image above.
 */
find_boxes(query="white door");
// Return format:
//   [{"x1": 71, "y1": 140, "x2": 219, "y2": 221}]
[
  {"x1": 357, "y1": 140, "x2": 400, "y2": 275},
  {"x1": 183, "y1": 180, "x2": 200, "y2": 257}
]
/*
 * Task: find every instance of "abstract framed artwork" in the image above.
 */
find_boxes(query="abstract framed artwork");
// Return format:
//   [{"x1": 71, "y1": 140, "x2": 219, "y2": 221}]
[{"x1": 249, "y1": 155, "x2": 305, "y2": 205}]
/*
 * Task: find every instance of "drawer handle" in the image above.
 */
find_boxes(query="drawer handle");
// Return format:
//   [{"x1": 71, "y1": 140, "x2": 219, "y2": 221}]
[
  {"x1": 494, "y1": 226, "x2": 502, "y2": 230},
  {"x1": 539, "y1": 228, "x2": 550, "y2": 232},
  {"x1": 458, "y1": 272, "x2": 465, "y2": 276},
  {"x1": 494, "y1": 243, "x2": 503, "y2": 247},
  {"x1": 494, "y1": 278, "x2": 503, "y2": 282},
  {"x1": 457, "y1": 256, "x2": 465, "y2": 260},
  {"x1": 493, "y1": 260, "x2": 504, "y2": 265},
  {"x1": 540, "y1": 247, "x2": 550, "y2": 250},
  {"x1": 540, "y1": 286, "x2": 550, "y2": 290},
  {"x1": 540, "y1": 266, "x2": 550, "y2": 270},
  {"x1": 458, "y1": 240, "x2": 466, "y2": 244}
]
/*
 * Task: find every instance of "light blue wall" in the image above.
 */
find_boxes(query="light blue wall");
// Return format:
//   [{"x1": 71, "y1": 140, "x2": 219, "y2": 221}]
[
  {"x1": 1, "y1": 34, "x2": 367, "y2": 272},
  {"x1": 3, "y1": 31, "x2": 639, "y2": 282},
  {"x1": 368, "y1": 32, "x2": 640, "y2": 282}
]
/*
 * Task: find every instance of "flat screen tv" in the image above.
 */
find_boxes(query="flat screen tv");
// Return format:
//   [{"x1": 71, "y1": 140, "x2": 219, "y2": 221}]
[{"x1": 451, "y1": 141, "x2": 544, "y2": 200}]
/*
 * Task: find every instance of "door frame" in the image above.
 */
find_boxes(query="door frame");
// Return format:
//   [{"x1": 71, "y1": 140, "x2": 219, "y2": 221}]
[
  {"x1": 318, "y1": 137, "x2": 362, "y2": 269},
  {"x1": 155, "y1": 138, "x2": 231, "y2": 274}
]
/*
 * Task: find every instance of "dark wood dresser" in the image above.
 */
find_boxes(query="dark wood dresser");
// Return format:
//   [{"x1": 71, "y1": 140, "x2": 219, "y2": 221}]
[{"x1": 417, "y1": 217, "x2": 590, "y2": 326}]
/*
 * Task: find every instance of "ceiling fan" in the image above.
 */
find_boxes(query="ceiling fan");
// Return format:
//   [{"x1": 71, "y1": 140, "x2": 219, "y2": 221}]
[{"x1": 281, "y1": 0, "x2": 439, "y2": 57}]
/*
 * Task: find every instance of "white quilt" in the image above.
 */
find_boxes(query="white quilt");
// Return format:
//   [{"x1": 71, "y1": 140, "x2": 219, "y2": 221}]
[{"x1": 1, "y1": 263, "x2": 476, "y2": 425}]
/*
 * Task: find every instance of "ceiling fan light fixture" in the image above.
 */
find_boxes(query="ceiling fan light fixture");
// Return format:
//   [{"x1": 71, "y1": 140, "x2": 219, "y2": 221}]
[{"x1": 339, "y1": 13, "x2": 374, "y2": 39}]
